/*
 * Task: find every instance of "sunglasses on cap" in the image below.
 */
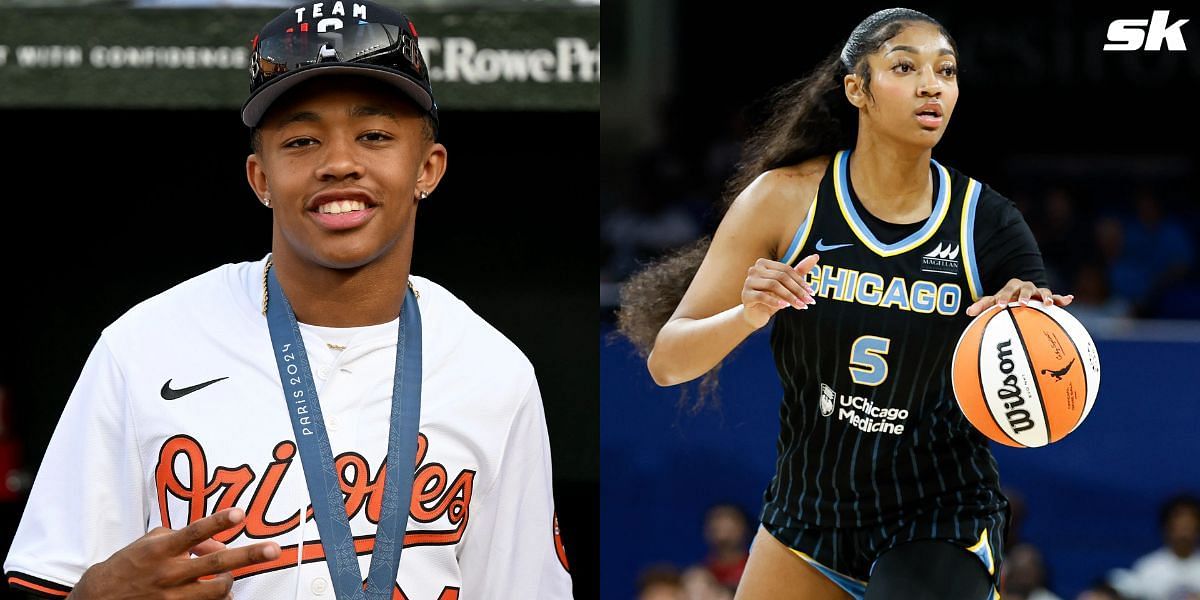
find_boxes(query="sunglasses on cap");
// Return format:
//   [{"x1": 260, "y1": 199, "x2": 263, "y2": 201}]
[{"x1": 242, "y1": 1, "x2": 437, "y2": 131}]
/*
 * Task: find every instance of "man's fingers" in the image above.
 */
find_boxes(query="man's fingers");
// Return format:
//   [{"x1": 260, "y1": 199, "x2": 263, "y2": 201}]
[
  {"x1": 175, "y1": 572, "x2": 236, "y2": 600},
  {"x1": 191, "y1": 538, "x2": 227, "y2": 557},
  {"x1": 165, "y1": 508, "x2": 246, "y2": 554},
  {"x1": 180, "y1": 542, "x2": 282, "y2": 580}
]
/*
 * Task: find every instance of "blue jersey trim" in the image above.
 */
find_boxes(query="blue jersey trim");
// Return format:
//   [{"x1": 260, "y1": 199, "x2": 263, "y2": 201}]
[
  {"x1": 833, "y1": 149, "x2": 950, "y2": 257},
  {"x1": 960, "y1": 179, "x2": 984, "y2": 301},
  {"x1": 792, "y1": 549, "x2": 867, "y2": 599}
]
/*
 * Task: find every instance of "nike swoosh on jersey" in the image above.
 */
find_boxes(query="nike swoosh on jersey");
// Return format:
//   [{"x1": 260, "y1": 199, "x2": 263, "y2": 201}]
[
  {"x1": 161, "y1": 377, "x2": 229, "y2": 400},
  {"x1": 814, "y1": 239, "x2": 853, "y2": 251}
]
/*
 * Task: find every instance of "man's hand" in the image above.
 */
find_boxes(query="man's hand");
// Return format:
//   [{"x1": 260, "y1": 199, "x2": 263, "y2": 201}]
[{"x1": 68, "y1": 508, "x2": 281, "y2": 599}]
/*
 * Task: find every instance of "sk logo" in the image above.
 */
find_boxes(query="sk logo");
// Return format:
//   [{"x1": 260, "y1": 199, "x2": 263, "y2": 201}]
[{"x1": 1105, "y1": 11, "x2": 1189, "y2": 51}]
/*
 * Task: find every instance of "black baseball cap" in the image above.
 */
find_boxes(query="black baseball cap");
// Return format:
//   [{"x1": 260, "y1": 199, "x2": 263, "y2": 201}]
[{"x1": 241, "y1": 0, "x2": 438, "y2": 133}]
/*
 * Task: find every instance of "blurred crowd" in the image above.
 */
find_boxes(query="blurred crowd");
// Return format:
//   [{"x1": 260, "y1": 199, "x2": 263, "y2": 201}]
[
  {"x1": 1018, "y1": 188, "x2": 1197, "y2": 323},
  {"x1": 634, "y1": 493, "x2": 1200, "y2": 600},
  {"x1": 600, "y1": 104, "x2": 1200, "y2": 325},
  {"x1": 635, "y1": 504, "x2": 748, "y2": 600}
]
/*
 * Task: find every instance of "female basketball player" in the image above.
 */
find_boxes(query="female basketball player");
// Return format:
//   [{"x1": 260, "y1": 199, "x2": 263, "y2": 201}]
[{"x1": 618, "y1": 8, "x2": 1073, "y2": 600}]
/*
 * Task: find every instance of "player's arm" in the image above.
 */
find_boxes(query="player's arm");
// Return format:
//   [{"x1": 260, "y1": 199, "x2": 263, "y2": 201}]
[
  {"x1": 457, "y1": 376, "x2": 573, "y2": 599},
  {"x1": 965, "y1": 188, "x2": 1074, "y2": 316},
  {"x1": 647, "y1": 160, "x2": 825, "y2": 386}
]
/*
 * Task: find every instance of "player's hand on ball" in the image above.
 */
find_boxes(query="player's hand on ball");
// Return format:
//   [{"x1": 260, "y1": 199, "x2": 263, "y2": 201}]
[
  {"x1": 741, "y1": 254, "x2": 820, "y2": 329},
  {"x1": 965, "y1": 278, "x2": 1075, "y2": 317},
  {"x1": 69, "y1": 508, "x2": 280, "y2": 600}
]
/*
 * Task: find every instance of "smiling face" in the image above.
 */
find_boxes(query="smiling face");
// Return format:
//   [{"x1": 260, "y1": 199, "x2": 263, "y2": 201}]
[
  {"x1": 246, "y1": 75, "x2": 447, "y2": 271},
  {"x1": 844, "y1": 21, "x2": 959, "y2": 148}
]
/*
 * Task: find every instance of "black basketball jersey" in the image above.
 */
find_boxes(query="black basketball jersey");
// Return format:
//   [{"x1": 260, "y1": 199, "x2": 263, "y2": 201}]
[{"x1": 762, "y1": 150, "x2": 1008, "y2": 533}]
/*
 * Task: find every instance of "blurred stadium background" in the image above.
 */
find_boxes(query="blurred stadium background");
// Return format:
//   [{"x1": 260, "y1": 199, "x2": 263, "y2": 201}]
[
  {"x1": 602, "y1": 2, "x2": 1200, "y2": 600},
  {"x1": 0, "y1": 0, "x2": 597, "y2": 598}
]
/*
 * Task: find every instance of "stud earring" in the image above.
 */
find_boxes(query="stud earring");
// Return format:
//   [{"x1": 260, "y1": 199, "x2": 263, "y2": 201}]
[
  {"x1": 419, "y1": 190, "x2": 429, "y2": 200},
  {"x1": 261, "y1": 195, "x2": 271, "y2": 208}
]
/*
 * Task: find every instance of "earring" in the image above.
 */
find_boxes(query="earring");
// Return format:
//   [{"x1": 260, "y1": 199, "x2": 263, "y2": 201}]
[
  {"x1": 261, "y1": 195, "x2": 271, "y2": 208},
  {"x1": 419, "y1": 190, "x2": 429, "y2": 200}
]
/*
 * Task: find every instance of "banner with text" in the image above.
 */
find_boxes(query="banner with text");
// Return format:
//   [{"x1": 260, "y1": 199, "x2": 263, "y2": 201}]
[{"x1": 0, "y1": 6, "x2": 599, "y2": 110}]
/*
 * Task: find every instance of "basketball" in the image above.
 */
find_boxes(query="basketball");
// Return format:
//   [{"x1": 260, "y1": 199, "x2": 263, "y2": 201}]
[{"x1": 952, "y1": 302, "x2": 1101, "y2": 448}]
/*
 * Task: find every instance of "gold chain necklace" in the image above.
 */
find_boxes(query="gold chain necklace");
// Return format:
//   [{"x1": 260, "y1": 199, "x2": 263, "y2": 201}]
[{"x1": 261, "y1": 258, "x2": 272, "y2": 317}]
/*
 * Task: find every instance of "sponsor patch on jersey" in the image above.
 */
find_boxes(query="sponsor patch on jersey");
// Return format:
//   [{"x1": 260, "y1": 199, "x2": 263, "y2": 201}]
[
  {"x1": 921, "y1": 241, "x2": 960, "y2": 276},
  {"x1": 835, "y1": 393, "x2": 910, "y2": 436},
  {"x1": 820, "y1": 383, "x2": 836, "y2": 417}
]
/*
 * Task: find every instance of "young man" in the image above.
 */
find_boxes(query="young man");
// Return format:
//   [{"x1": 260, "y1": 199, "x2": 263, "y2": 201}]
[{"x1": 4, "y1": 2, "x2": 573, "y2": 598}]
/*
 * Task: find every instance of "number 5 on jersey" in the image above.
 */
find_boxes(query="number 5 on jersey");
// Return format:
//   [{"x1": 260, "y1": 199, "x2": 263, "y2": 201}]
[{"x1": 849, "y1": 335, "x2": 891, "y2": 386}]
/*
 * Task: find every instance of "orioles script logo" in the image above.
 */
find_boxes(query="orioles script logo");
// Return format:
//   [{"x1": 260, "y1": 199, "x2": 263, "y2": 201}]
[{"x1": 155, "y1": 432, "x2": 475, "y2": 585}]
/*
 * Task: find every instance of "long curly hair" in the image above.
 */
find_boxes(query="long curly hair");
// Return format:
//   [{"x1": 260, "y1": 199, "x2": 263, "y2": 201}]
[{"x1": 615, "y1": 9, "x2": 957, "y2": 402}]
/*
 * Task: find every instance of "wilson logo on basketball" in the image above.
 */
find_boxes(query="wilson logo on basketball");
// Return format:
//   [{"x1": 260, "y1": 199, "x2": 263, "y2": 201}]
[
  {"x1": 954, "y1": 303, "x2": 1101, "y2": 448},
  {"x1": 995, "y1": 339, "x2": 1035, "y2": 434}
]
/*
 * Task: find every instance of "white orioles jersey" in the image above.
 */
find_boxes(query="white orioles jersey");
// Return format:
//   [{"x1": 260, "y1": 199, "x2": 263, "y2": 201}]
[{"x1": 4, "y1": 255, "x2": 573, "y2": 600}]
